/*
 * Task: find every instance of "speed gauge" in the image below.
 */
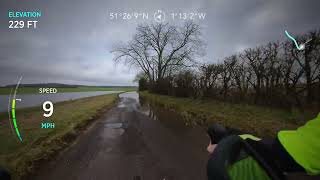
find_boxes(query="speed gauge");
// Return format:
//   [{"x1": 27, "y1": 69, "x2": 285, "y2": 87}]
[{"x1": 7, "y1": 76, "x2": 55, "y2": 142}]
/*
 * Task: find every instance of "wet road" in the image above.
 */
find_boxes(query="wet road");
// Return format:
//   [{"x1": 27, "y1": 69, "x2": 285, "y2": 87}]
[{"x1": 33, "y1": 92, "x2": 208, "y2": 180}]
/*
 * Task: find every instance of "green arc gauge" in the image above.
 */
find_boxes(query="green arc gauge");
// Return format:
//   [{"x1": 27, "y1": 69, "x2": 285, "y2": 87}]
[
  {"x1": 8, "y1": 76, "x2": 23, "y2": 142},
  {"x1": 7, "y1": 76, "x2": 56, "y2": 143}
]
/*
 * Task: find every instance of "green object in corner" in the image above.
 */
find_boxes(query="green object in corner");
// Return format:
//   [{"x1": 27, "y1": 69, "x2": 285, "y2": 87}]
[
  {"x1": 239, "y1": 134, "x2": 261, "y2": 141},
  {"x1": 278, "y1": 113, "x2": 320, "y2": 175},
  {"x1": 228, "y1": 156, "x2": 271, "y2": 180}
]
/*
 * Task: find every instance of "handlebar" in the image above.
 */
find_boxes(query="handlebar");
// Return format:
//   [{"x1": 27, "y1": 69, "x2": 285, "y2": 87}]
[{"x1": 0, "y1": 167, "x2": 11, "y2": 180}]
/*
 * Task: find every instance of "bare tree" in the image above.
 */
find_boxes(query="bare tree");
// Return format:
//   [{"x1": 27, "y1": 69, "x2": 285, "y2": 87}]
[
  {"x1": 307, "y1": 31, "x2": 320, "y2": 106},
  {"x1": 262, "y1": 42, "x2": 279, "y2": 98},
  {"x1": 230, "y1": 56, "x2": 252, "y2": 100},
  {"x1": 199, "y1": 63, "x2": 223, "y2": 97},
  {"x1": 220, "y1": 55, "x2": 236, "y2": 99},
  {"x1": 281, "y1": 41, "x2": 304, "y2": 106},
  {"x1": 112, "y1": 22, "x2": 204, "y2": 89},
  {"x1": 291, "y1": 31, "x2": 320, "y2": 104},
  {"x1": 241, "y1": 47, "x2": 266, "y2": 103}
]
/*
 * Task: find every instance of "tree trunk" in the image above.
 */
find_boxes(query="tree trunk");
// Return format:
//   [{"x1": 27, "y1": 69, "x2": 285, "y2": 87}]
[
  {"x1": 304, "y1": 55, "x2": 313, "y2": 104},
  {"x1": 255, "y1": 76, "x2": 261, "y2": 104}
]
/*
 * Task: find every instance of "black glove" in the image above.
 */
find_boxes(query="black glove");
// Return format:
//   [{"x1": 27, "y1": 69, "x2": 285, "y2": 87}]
[
  {"x1": 207, "y1": 124, "x2": 228, "y2": 144},
  {"x1": 0, "y1": 167, "x2": 10, "y2": 180}
]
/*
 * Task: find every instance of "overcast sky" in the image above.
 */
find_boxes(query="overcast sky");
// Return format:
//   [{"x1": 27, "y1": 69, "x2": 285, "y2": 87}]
[{"x1": 0, "y1": 0, "x2": 319, "y2": 86}]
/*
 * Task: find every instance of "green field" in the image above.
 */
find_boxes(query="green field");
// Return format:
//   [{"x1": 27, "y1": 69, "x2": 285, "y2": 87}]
[
  {"x1": 140, "y1": 92, "x2": 317, "y2": 138},
  {"x1": 0, "y1": 86, "x2": 137, "y2": 95},
  {"x1": 0, "y1": 93, "x2": 118, "y2": 179}
]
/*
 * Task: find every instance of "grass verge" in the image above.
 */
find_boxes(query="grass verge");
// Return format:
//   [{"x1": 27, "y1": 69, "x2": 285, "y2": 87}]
[
  {"x1": 0, "y1": 93, "x2": 118, "y2": 179},
  {"x1": 140, "y1": 91, "x2": 317, "y2": 138}
]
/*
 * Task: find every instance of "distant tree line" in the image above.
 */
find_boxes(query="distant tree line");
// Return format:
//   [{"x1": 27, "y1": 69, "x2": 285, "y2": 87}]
[{"x1": 113, "y1": 22, "x2": 320, "y2": 109}]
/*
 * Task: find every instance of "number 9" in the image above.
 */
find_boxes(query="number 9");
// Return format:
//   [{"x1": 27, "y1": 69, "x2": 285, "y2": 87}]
[
  {"x1": 19, "y1": 21, "x2": 24, "y2": 28},
  {"x1": 43, "y1": 101, "x2": 54, "y2": 117}
]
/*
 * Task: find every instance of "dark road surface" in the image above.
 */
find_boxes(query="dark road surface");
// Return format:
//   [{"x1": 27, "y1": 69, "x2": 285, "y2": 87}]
[{"x1": 33, "y1": 92, "x2": 208, "y2": 180}]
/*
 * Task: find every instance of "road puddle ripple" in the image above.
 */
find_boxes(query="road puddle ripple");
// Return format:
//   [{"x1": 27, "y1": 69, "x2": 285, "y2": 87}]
[{"x1": 101, "y1": 122, "x2": 125, "y2": 139}]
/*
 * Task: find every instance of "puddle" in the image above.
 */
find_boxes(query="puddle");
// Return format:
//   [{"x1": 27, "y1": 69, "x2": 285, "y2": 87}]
[
  {"x1": 119, "y1": 92, "x2": 139, "y2": 101},
  {"x1": 105, "y1": 122, "x2": 123, "y2": 129},
  {"x1": 101, "y1": 123, "x2": 125, "y2": 139},
  {"x1": 101, "y1": 128, "x2": 125, "y2": 139},
  {"x1": 118, "y1": 92, "x2": 139, "y2": 105},
  {"x1": 117, "y1": 92, "x2": 140, "y2": 111},
  {"x1": 139, "y1": 97, "x2": 196, "y2": 132},
  {"x1": 139, "y1": 95, "x2": 208, "y2": 148},
  {"x1": 117, "y1": 103, "x2": 126, "y2": 108}
]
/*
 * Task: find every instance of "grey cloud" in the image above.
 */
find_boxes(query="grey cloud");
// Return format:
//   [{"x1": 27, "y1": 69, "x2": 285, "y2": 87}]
[{"x1": 0, "y1": 0, "x2": 319, "y2": 86}]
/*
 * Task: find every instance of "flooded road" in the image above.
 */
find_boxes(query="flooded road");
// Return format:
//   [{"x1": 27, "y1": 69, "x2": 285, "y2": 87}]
[{"x1": 33, "y1": 92, "x2": 208, "y2": 180}]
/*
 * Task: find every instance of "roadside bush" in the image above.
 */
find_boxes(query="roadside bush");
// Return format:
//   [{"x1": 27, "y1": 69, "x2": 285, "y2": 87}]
[
  {"x1": 172, "y1": 70, "x2": 197, "y2": 97},
  {"x1": 138, "y1": 77, "x2": 148, "y2": 91}
]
